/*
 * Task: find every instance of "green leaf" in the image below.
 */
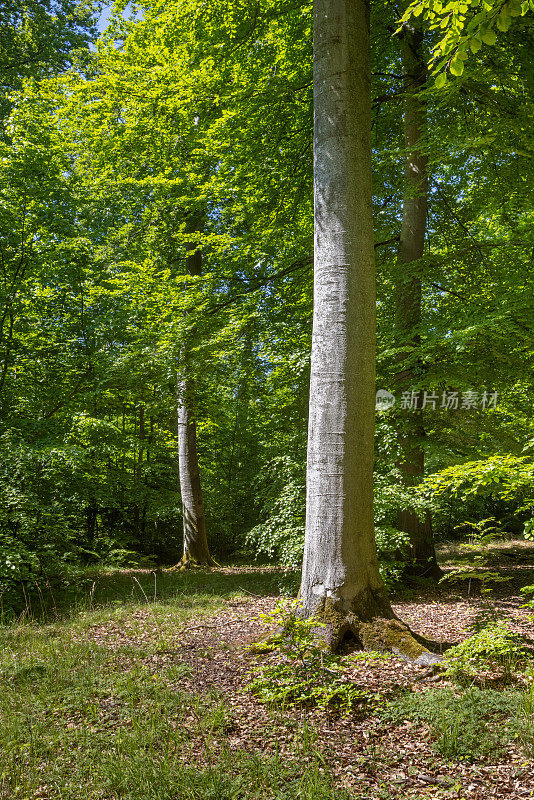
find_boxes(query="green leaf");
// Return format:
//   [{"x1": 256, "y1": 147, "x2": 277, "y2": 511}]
[
  {"x1": 467, "y1": 12, "x2": 485, "y2": 32},
  {"x1": 450, "y1": 57, "x2": 465, "y2": 76},
  {"x1": 470, "y1": 37, "x2": 482, "y2": 52},
  {"x1": 508, "y1": 0, "x2": 522, "y2": 15},
  {"x1": 435, "y1": 72, "x2": 448, "y2": 88},
  {"x1": 496, "y1": 12, "x2": 512, "y2": 31},
  {"x1": 481, "y1": 29, "x2": 498, "y2": 45}
]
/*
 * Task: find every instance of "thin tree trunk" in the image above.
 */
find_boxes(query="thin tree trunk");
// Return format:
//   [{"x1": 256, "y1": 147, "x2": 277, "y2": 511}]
[
  {"x1": 176, "y1": 222, "x2": 215, "y2": 568},
  {"x1": 394, "y1": 23, "x2": 442, "y2": 580}
]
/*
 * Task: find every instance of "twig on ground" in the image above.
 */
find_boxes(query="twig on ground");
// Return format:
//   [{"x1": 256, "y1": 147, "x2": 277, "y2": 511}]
[
  {"x1": 184, "y1": 619, "x2": 248, "y2": 632},
  {"x1": 418, "y1": 773, "x2": 455, "y2": 787},
  {"x1": 238, "y1": 586, "x2": 264, "y2": 598}
]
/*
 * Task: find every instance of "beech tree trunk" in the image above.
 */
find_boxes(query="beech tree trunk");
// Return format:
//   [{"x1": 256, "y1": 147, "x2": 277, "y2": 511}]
[
  {"x1": 177, "y1": 376, "x2": 214, "y2": 566},
  {"x1": 176, "y1": 226, "x2": 215, "y2": 569},
  {"x1": 133, "y1": 403, "x2": 145, "y2": 539},
  {"x1": 394, "y1": 24, "x2": 441, "y2": 580},
  {"x1": 299, "y1": 0, "x2": 433, "y2": 659}
]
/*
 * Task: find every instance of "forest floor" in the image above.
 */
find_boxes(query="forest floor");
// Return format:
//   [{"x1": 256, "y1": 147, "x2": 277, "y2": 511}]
[{"x1": 1, "y1": 540, "x2": 534, "y2": 800}]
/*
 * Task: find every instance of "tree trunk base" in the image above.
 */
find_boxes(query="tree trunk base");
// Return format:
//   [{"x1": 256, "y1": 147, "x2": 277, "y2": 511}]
[
  {"x1": 165, "y1": 552, "x2": 219, "y2": 571},
  {"x1": 311, "y1": 600, "x2": 443, "y2": 664},
  {"x1": 403, "y1": 559, "x2": 444, "y2": 583}
]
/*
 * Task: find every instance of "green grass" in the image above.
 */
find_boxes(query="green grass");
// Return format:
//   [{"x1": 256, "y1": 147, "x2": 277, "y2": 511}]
[
  {"x1": 0, "y1": 568, "x2": 357, "y2": 800},
  {"x1": 0, "y1": 625, "x2": 352, "y2": 799},
  {"x1": 9, "y1": 564, "x2": 299, "y2": 623},
  {"x1": 382, "y1": 685, "x2": 534, "y2": 761}
]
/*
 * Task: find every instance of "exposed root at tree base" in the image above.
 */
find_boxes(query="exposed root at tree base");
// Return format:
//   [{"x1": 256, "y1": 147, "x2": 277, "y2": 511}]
[
  {"x1": 357, "y1": 618, "x2": 443, "y2": 665},
  {"x1": 313, "y1": 603, "x2": 444, "y2": 665},
  {"x1": 164, "y1": 553, "x2": 220, "y2": 572},
  {"x1": 403, "y1": 562, "x2": 444, "y2": 584}
]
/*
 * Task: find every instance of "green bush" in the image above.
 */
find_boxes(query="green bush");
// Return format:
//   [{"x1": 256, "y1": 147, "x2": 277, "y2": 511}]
[
  {"x1": 374, "y1": 525, "x2": 410, "y2": 587},
  {"x1": 444, "y1": 623, "x2": 527, "y2": 682},
  {"x1": 248, "y1": 601, "x2": 382, "y2": 714},
  {"x1": 520, "y1": 583, "x2": 534, "y2": 611},
  {"x1": 420, "y1": 455, "x2": 534, "y2": 538},
  {"x1": 246, "y1": 458, "x2": 305, "y2": 569}
]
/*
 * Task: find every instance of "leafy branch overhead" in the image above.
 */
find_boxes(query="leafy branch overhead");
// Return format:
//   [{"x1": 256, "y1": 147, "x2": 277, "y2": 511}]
[{"x1": 399, "y1": 0, "x2": 534, "y2": 84}]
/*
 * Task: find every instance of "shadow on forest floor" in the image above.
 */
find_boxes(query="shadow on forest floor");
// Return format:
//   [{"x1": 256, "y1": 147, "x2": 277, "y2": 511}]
[
  {"x1": 22, "y1": 564, "x2": 301, "y2": 623},
  {"x1": 21, "y1": 536, "x2": 534, "y2": 623}
]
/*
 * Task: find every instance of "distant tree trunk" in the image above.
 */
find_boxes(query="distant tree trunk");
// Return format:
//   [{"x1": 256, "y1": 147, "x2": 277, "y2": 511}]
[
  {"x1": 177, "y1": 377, "x2": 214, "y2": 566},
  {"x1": 300, "y1": 0, "x2": 432, "y2": 660},
  {"x1": 133, "y1": 403, "x2": 145, "y2": 540},
  {"x1": 176, "y1": 222, "x2": 215, "y2": 569},
  {"x1": 86, "y1": 500, "x2": 98, "y2": 546},
  {"x1": 394, "y1": 23, "x2": 442, "y2": 580}
]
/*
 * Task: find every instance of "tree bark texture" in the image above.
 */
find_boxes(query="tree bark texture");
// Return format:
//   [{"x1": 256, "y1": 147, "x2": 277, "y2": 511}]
[
  {"x1": 301, "y1": 0, "x2": 400, "y2": 650},
  {"x1": 176, "y1": 224, "x2": 215, "y2": 568},
  {"x1": 394, "y1": 24, "x2": 441, "y2": 580}
]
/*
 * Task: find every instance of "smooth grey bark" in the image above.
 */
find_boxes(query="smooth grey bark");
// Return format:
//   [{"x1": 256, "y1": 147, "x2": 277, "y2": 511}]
[
  {"x1": 133, "y1": 403, "x2": 145, "y2": 539},
  {"x1": 300, "y1": 0, "x2": 406, "y2": 651},
  {"x1": 177, "y1": 376, "x2": 213, "y2": 566},
  {"x1": 176, "y1": 229, "x2": 215, "y2": 568},
  {"x1": 394, "y1": 24, "x2": 441, "y2": 580}
]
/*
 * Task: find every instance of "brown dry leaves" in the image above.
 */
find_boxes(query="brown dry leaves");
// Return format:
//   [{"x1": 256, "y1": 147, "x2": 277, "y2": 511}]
[{"x1": 77, "y1": 570, "x2": 534, "y2": 800}]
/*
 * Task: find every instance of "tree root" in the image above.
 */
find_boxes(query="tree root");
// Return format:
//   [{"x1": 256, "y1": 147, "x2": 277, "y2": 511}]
[
  {"x1": 312, "y1": 604, "x2": 445, "y2": 664},
  {"x1": 164, "y1": 552, "x2": 220, "y2": 571}
]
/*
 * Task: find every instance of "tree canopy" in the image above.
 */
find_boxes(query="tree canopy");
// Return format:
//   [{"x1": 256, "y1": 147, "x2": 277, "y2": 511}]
[{"x1": 0, "y1": 0, "x2": 532, "y2": 614}]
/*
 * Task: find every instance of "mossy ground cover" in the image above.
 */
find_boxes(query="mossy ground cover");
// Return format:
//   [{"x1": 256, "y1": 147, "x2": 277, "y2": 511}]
[{"x1": 1, "y1": 558, "x2": 533, "y2": 800}]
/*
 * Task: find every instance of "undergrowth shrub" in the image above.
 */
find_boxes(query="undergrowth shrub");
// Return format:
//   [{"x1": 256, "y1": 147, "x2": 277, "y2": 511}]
[
  {"x1": 439, "y1": 518, "x2": 511, "y2": 605},
  {"x1": 248, "y1": 601, "x2": 381, "y2": 714},
  {"x1": 374, "y1": 525, "x2": 410, "y2": 588},
  {"x1": 246, "y1": 458, "x2": 305, "y2": 569},
  {"x1": 420, "y1": 455, "x2": 534, "y2": 539},
  {"x1": 444, "y1": 623, "x2": 528, "y2": 683},
  {"x1": 521, "y1": 583, "x2": 534, "y2": 613}
]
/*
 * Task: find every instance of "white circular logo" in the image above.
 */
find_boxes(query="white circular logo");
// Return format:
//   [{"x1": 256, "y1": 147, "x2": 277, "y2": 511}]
[{"x1": 375, "y1": 389, "x2": 396, "y2": 411}]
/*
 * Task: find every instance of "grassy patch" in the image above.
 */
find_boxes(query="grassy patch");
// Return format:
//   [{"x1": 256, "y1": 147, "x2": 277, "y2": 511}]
[
  {"x1": 0, "y1": 571, "x2": 359, "y2": 800},
  {"x1": 382, "y1": 685, "x2": 533, "y2": 761},
  {"x1": 18, "y1": 566, "x2": 297, "y2": 624}
]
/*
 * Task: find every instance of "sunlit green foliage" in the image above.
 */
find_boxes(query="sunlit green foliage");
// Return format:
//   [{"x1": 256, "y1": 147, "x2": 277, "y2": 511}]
[
  {"x1": 399, "y1": 0, "x2": 534, "y2": 83},
  {"x1": 0, "y1": 0, "x2": 532, "y2": 608}
]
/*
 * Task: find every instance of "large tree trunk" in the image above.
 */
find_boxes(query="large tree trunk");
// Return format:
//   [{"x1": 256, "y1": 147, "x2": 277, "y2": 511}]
[
  {"x1": 300, "y1": 0, "x2": 430, "y2": 659},
  {"x1": 394, "y1": 24, "x2": 442, "y2": 580},
  {"x1": 176, "y1": 225, "x2": 216, "y2": 569}
]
